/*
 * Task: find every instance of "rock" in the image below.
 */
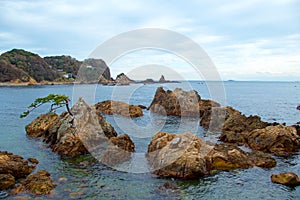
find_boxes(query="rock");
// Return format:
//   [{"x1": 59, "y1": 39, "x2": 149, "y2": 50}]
[
  {"x1": 0, "y1": 151, "x2": 34, "y2": 179},
  {"x1": 115, "y1": 73, "x2": 135, "y2": 85},
  {"x1": 148, "y1": 87, "x2": 202, "y2": 117},
  {"x1": 147, "y1": 131, "x2": 213, "y2": 179},
  {"x1": 200, "y1": 106, "x2": 269, "y2": 135},
  {"x1": 138, "y1": 105, "x2": 147, "y2": 109},
  {"x1": 12, "y1": 170, "x2": 56, "y2": 195},
  {"x1": 271, "y1": 172, "x2": 300, "y2": 186},
  {"x1": 95, "y1": 100, "x2": 143, "y2": 118},
  {"x1": 26, "y1": 98, "x2": 117, "y2": 157},
  {"x1": 25, "y1": 113, "x2": 59, "y2": 137},
  {"x1": 206, "y1": 143, "x2": 276, "y2": 171},
  {"x1": 297, "y1": 105, "x2": 300, "y2": 110},
  {"x1": 28, "y1": 158, "x2": 39, "y2": 165},
  {"x1": 158, "y1": 75, "x2": 166, "y2": 83},
  {"x1": 0, "y1": 174, "x2": 15, "y2": 190},
  {"x1": 246, "y1": 125, "x2": 300, "y2": 155},
  {"x1": 198, "y1": 99, "x2": 220, "y2": 117},
  {"x1": 100, "y1": 134, "x2": 135, "y2": 166}
]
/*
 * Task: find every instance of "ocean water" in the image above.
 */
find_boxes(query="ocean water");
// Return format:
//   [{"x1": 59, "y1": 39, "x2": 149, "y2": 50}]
[{"x1": 0, "y1": 81, "x2": 299, "y2": 199}]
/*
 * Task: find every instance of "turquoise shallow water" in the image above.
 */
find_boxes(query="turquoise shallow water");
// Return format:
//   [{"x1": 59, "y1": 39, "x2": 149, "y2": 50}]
[{"x1": 0, "y1": 81, "x2": 300, "y2": 199}]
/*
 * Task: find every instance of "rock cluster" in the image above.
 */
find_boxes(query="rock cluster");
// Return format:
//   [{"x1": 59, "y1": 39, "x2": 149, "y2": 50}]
[
  {"x1": 147, "y1": 132, "x2": 276, "y2": 179},
  {"x1": 95, "y1": 100, "x2": 143, "y2": 118},
  {"x1": 0, "y1": 151, "x2": 55, "y2": 195},
  {"x1": 26, "y1": 98, "x2": 135, "y2": 167}
]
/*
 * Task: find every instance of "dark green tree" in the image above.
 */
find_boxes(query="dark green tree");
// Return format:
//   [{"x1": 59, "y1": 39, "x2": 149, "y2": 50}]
[{"x1": 20, "y1": 94, "x2": 72, "y2": 118}]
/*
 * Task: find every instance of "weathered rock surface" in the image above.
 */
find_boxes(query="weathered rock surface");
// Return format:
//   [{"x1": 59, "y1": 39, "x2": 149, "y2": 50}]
[
  {"x1": 206, "y1": 143, "x2": 276, "y2": 171},
  {"x1": 100, "y1": 134, "x2": 135, "y2": 166},
  {"x1": 12, "y1": 170, "x2": 56, "y2": 195},
  {"x1": 0, "y1": 174, "x2": 15, "y2": 190},
  {"x1": 95, "y1": 100, "x2": 143, "y2": 118},
  {"x1": 271, "y1": 172, "x2": 300, "y2": 186},
  {"x1": 26, "y1": 98, "x2": 118, "y2": 157},
  {"x1": 147, "y1": 132, "x2": 276, "y2": 179},
  {"x1": 147, "y1": 131, "x2": 212, "y2": 178},
  {"x1": 200, "y1": 106, "x2": 269, "y2": 136},
  {"x1": 0, "y1": 151, "x2": 34, "y2": 179},
  {"x1": 246, "y1": 125, "x2": 300, "y2": 156}
]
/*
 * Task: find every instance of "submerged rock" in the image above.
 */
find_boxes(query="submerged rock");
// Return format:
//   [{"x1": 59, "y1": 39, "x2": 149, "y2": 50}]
[
  {"x1": 95, "y1": 100, "x2": 143, "y2": 118},
  {"x1": 12, "y1": 170, "x2": 56, "y2": 195},
  {"x1": 246, "y1": 125, "x2": 300, "y2": 156},
  {"x1": 271, "y1": 172, "x2": 300, "y2": 186},
  {"x1": 147, "y1": 131, "x2": 212, "y2": 179}
]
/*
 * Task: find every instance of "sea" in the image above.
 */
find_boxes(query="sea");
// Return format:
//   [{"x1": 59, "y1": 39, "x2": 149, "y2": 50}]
[{"x1": 0, "y1": 81, "x2": 299, "y2": 199}]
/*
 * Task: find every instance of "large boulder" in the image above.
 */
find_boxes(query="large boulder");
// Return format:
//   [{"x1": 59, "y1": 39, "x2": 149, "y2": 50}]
[
  {"x1": 0, "y1": 151, "x2": 34, "y2": 179},
  {"x1": 246, "y1": 125, "x2": 300, "y2": 156},
  {"x1": 206, "y1": 143, "x2": 276, "y2": 171},
  {"x1": 95, "y1": 100, "x2": 143, "y2": 118},
  {"x1": 147, "y1": 131, "x2": 213, "y2": 179},
  {"x1": 271, "y1": 172, "x2": 300, "y2": 186},
  {"x1": 11, "y1": 170, "x2": 56, "y2": 195},
  {"x1": 148, "y1": 87, "x2": 202, "y2": 117}
]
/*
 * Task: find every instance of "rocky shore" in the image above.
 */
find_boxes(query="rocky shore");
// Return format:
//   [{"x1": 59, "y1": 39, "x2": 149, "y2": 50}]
[{"x1": 1, "y1": 85, "x2": 297, "y2": 197}]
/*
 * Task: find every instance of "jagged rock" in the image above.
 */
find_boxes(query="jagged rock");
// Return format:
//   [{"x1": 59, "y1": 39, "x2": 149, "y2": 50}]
[
  {"x1": 28, "y1": 158, "x2": 39, "y2": 165},
  {"x1": 11, "y1": 170, "x2": 56, "y2": 195},
  {"x1": 246, "y1": 125, "x2": 300, "y2": 156},
  {"x1": 115, "y1": 73, "x2": 135, "y2": 85},
  {"x1": 0, "y1": 174, "x2": 15, "y2": 190},
  {"x1": 100, "y1": 134, "x2": 135, "y2": 166},
  {"x1": 0, "y1": 151, "x2": 34, "y2": 179},
  {"x1": 271, "y1": 172, "x2": 300, "y2": 186},
  {"x1": 200, "y1": 106, "x2": 268, "y2": 135},
  {"x1": 148, "y1": 87, "x2": 202, "y2": 117},
  {"x1": 158, "y1": 75, "x2": 166, "y2": 83},
  {"x1": 26, "y1": 98, "x2": 117, "y2": 157},
  {"x1": 206, "y1": 143, "x2": 276, "y2": 171},
  {"x1": 147, "y1": 132, "x2": 213, "y2": 179},
  {"x1": 95, "y1": 100, "x2": 143, "y2": 118}
]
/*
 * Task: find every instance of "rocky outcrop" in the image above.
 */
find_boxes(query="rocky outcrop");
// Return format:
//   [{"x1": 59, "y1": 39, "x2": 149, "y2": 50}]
[
  {"x1": 200, "y1": 106, "x2": 269, "y2": 136},
  {"x1": 158, "y1": 75, "x2": 166, "y2": 83},
  {"x1": 26, "y1": 98, "x2": 118, "y2": 157},
  {"x1": 206, "y1": 143, "x2": 276, "y2": 171},
  {"x1": 115, "y1": 73, "x2": 135, "y2": 85},
  {"x1": 147, "y1": 131, "x2": 276, "y2": 179},
  {"x1": 271, "y1": 172, "x2": 300, "y2": 186},
  {"x1": 95, "y1": 100, "x2": 143, "y2": 118},
  {"x1": 0, "y1": 151, "x2": 34, "y2": 179},
  {"x1": 100, "y1": 134, "x2": 135, "y2": 166},
  {"x1": 11, "y1": 170, "x2": 56, "y2": 195},
  {"x1": 246, "y1": 125, "x2": 300, "y2": 156},
  {"x1": 147, "y1": 131, "x2": 212, "y2": 178}
]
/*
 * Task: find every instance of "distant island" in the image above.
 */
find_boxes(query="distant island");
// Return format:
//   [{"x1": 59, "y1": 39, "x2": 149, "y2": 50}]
[{"x1": 0, "y1": 49, "x2": 178, "y2": 86}]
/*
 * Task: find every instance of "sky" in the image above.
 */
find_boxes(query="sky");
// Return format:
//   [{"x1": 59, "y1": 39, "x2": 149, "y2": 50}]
[{"x1": 0, "y1": 0, "x2": 299, "y2": 81}]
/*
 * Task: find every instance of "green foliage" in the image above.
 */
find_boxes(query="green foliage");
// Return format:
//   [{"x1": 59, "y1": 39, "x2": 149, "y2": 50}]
[{"x1": 20, "y1": 94, "x2": 72, "y2": 118}]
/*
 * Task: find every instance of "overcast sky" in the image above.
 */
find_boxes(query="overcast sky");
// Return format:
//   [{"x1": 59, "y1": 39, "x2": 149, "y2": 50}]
[{"x1": 0, "y1": 0, "x2": 299, "y2": 81}]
